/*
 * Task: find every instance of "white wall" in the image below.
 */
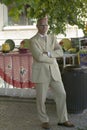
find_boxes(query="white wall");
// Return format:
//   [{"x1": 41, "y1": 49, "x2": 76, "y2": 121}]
[
  {"x1": 0, "y1": 26, "x2": 37, "y2": 45},
  {"x1": 57, "y1": 25, "x2": 84, "y2": 42}
]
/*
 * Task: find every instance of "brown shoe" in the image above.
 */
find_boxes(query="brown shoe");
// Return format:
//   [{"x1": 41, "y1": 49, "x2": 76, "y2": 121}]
[
  {"x1": 42, "y1": 122, "x2": 50, "y2": 129},
  {"x1": 58, "y1": 121, "x2": 74, "y2": 127}
]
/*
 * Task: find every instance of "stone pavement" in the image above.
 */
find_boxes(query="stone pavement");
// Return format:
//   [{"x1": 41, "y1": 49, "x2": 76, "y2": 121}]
[{"x1": 0, "y1": 96, "x2": 87, "y2": 130}]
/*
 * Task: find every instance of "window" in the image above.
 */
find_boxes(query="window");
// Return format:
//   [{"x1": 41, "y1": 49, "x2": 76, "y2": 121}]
[
  {"x1": 8, "y1": 5, "x2": 36, "y2": 26},
  {"x1": 8, "y1": 16, "x2": 36, "y2": 26}
]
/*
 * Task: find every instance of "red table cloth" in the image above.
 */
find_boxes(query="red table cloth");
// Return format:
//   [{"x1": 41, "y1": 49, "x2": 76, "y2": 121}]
[{"x1": 0, "y1": 51, "x2": 35, "y2": 88}]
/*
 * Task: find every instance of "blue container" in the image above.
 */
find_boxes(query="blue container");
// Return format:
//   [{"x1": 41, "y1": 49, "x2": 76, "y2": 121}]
[{"x1": 80, "y1": 53, "x2": 87, "y2": 66}]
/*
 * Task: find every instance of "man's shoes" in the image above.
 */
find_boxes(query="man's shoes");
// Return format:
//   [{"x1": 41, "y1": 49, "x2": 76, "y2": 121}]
[
  {"x1": 41, "y1": 122, "x2": 50, "y2": 129},
  {"x1": 58, "y1": 121, "x2": 74, "y2": 127}
]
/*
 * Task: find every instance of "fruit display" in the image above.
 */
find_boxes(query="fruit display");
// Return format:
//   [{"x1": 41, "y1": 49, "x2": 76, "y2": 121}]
[
  {"x1": 5, "y1": 39, "x2": 15, "y2": 51},
  {"x1": 83, "y1": 23, "x2": 87, "y2": 36},
  {"x1": 79, "y1": 49, "x2": 87, "y2": 54},
  {"x1": 19, "y1": 39, "x2": 30, "y2": 53},
  {"x1": 59, "y1": 38, "x2": 72, "y2": 51},
  {"x1": 2, "y1": 43, "x2": 10, "y2": 53},
  {"x1": 20, "y1": 39, "x2": 30, "y2": 49},
  {"x1": 59, "y1": 38, "x2": 79, "y2": 53},
  {"x1": 67, "y1": 47, "x2": 78, "y2": 53}
]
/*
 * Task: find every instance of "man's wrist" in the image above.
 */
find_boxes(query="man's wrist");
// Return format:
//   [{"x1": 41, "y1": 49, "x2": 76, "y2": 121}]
[
  {"x1": 47, "y1": 51, "x2": 51, "y2": 57},
  {"x1": 43, "y1": 51, "x2": 51, "y2": 57}
]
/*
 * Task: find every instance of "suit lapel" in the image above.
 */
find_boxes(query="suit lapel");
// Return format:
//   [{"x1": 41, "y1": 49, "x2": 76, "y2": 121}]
[
  {"x1": 36, "y1": 34, "x2": 47, "y2": 51},
  {"x1": 35, "y1": 33, "x2": 52, "y2": 52}
]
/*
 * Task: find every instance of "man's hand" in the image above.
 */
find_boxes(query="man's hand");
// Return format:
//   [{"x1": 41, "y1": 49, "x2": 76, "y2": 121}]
[
  {"x1": 43, "y1": 51, "x2": 48, "y2": 55},
  {"x1": 43, "y1": 51, "x2": 51, "y2": 57}
]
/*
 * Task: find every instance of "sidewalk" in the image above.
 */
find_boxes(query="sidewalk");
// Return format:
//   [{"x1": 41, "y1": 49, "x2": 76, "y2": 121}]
[{"x1": 0, "y1": 96, "x2": 87, "y2": 130}]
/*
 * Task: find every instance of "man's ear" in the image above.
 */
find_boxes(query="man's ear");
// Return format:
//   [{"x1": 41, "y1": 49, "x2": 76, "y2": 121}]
[{"x1": 36, "y1": 24, "x2": 38, "y2": 28}]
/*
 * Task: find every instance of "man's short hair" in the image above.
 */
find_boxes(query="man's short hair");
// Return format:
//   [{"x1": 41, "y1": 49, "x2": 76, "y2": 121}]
[{"x1": 37, "y1": 16, "x2": 48, "y2": 26}]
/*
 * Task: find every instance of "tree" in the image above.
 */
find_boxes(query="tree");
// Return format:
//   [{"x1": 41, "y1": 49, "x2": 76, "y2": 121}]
[{"x1": 1, "y1": 0, "x2": 87, "y2": 35}]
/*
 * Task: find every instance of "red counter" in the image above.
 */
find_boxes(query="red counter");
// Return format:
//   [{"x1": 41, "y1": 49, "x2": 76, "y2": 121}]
[{"x1": 0, "y1": 51, "x2": 35, "y2": 88}]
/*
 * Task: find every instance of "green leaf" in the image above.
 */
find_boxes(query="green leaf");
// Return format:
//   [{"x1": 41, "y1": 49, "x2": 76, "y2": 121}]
[{"x1": 1, "y1": 0, "x2": 87, "y2": 35}]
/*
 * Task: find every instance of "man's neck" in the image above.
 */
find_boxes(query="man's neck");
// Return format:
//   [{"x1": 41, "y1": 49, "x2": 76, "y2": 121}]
[{"x1": 38, "y1": 33, "x2": 47, "y2": 37}]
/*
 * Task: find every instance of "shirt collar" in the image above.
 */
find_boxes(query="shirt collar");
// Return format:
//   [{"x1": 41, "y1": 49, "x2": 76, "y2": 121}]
[{"x1": 38, "y1": 33, "x2": 47, "y2": 37}]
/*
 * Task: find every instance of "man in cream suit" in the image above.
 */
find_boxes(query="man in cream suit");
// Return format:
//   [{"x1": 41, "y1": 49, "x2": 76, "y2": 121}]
[{"x1": 29, "y1": 16, "x2": 74, "y2": 129}]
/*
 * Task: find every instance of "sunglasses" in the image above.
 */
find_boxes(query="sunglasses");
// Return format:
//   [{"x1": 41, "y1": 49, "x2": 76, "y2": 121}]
[{"x1": 38, "y1": 24, "x2": 48, "y2": 27}]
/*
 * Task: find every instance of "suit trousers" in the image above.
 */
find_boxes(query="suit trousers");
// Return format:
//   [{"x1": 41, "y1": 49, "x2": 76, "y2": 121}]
[{"x1": 35, "y1": 70, "x2": 68, "y2": 123}]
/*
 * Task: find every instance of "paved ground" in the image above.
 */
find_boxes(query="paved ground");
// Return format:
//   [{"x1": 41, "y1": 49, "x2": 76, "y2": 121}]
[{"x1": 0, "y1": 96, "x2": 87, "y2": 130}]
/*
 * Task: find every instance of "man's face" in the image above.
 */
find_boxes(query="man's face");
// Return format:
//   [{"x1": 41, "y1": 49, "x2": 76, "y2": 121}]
[{"x1": 37, "y1": 18, "x2": 48, "y2": 35}]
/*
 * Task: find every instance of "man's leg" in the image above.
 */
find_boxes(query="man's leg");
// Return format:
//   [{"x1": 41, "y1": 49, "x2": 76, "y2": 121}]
[
  {"x1": 35, "y1": 82, "x2": 49, "y2": 123},
  {"x1": 50, "y1": 79, "x2": 68, "y2": 123}
]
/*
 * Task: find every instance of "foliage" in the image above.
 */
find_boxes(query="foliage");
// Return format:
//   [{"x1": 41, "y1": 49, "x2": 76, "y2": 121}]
[{"x1": 1, "y1": 0, "x2": 87, "y2": 35}]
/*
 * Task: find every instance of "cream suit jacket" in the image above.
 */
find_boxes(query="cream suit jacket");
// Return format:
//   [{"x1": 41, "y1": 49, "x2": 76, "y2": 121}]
[{"x1": 29, "y1": 33, "x2": 63, "y2": 83}]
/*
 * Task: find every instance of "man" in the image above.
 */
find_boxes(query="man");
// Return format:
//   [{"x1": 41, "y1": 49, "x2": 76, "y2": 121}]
[{"x1": 29, "y1": 16, "x2": 74, "y2": 129}]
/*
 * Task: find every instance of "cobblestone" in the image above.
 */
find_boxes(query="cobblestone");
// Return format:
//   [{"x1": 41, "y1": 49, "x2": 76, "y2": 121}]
[{"x1": 0, "y1": 96, "x2": 87, "y2": 130}]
